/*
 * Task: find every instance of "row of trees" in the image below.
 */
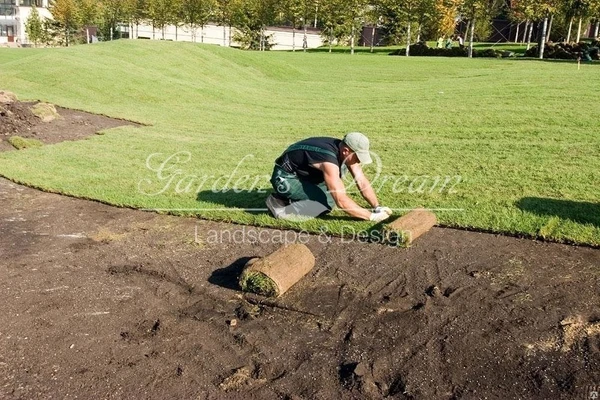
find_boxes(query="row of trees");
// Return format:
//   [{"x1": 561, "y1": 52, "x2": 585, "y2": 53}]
[{"x1": 26, "y1": 0, "x2": 600, "y2": 56}]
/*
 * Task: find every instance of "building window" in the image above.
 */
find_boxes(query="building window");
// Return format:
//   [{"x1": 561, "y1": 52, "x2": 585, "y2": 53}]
[
  {"x1": 0, "y1": 5, "x2": 14, "y2": 16},
  {"x1": 0, "y1": 23, "x2": 16, "y2": 37},
  {"x1": 19, "y1": 0, "x2": 43, "y2": 6}
]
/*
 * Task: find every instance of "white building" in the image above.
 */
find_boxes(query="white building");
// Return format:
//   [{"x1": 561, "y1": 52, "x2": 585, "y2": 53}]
[
  {"x1": 128, "y1": 23, "x2": 323, "y2": 51},
  {"x1": 0, "y1": 0, "x2": 52, "y2": 45}
]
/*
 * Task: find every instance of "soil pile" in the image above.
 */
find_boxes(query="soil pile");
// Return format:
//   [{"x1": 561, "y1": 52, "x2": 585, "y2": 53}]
[
  {"x1": 0, "y1": 101, "x2": 37, "y2": 136},
  {"x1": 0, "y1": 96, "x2": 139, "y2": 151}
]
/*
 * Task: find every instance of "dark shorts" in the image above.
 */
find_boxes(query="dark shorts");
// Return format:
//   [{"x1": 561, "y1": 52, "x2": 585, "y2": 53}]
[{"x1": 270, "y1": 165, "x2": 335, "y2": 211}]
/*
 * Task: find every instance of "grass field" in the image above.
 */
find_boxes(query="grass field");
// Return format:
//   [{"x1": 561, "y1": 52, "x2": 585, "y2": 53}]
[{"x1": 0, "y1": 40, "x2": 598, "y2": 245}]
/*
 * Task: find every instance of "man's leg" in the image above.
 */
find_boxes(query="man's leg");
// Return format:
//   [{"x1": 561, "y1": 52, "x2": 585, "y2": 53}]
[{"x1": 267, "y1": 166, "x2": 334, "y2": 218}]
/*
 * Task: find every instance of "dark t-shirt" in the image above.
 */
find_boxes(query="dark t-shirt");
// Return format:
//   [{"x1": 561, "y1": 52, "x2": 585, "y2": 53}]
[{"x1": 275, "y1": 137, "x2": 342, "y2": 184}]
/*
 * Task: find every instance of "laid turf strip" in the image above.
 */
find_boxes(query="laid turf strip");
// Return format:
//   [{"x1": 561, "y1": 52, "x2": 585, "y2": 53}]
[{"x1": 0, "y1": 41, "x2": 598, "y2": 245}]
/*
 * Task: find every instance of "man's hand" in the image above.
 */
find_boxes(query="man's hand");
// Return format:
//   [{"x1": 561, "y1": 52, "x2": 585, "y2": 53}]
[
  {"x1": 374, "y1": 206, "x2": 392, "y2": 216},
  {"x1": 370, "y1": 209, "x2": 391, "y2": 222}
]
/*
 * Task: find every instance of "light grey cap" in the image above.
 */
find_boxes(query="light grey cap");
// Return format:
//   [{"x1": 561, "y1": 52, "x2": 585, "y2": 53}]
[{"x1": 343, "y1": 132, "x2": 372, "y2": 165}]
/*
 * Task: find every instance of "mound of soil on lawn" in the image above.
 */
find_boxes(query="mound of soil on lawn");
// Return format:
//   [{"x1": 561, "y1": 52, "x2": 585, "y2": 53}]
[
  {"x1": 0, "y1": 101, "x2": 37, "y2": 136},
  {"x1": 0, "y1": 99, "x2": 139, "y2": 151}
]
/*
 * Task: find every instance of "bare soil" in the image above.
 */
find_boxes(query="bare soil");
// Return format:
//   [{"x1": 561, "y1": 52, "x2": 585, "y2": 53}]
[
  {"x1": 0, "y1": 100, "x2": 138, "y2": 151},
  {"x1": 0, "y1": 105, "x2": 599, "y2": 399}
]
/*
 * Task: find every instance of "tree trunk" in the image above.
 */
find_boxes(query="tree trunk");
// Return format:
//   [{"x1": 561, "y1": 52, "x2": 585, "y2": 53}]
[
  {"x1": 526, "y1": 20, "x2": 533, "y2": 50},
  {"x1": 303, "y1": 23, "x2": 308, "y2": 52},
  {"x1": 464, "y1": 20, "x2": 471, "y2": 42},
  {"x1": 567, "y1": 16, "x2": 573, "y2": 42},
  {"x1": 539, "y1": 17, "x2": 548, "y2": 59},
  {"x1": 514, "y1": 22, "x2": 519, "y2": 43},
  {"x1": 576, "y1": 17, "x2": 583, "y2": 42},
  {"x1": 162, "y1": 26, "x2": 165, "y2": 40},
  {"x1": 416, "y1": 23, "x2": 421, "y2": 43},
  {"x1": 223, "y1": 26, "x2": 226, "y2": 46},
  {"x1": 594, "y1": 20, "x2": 600, "y2": 38},
  {"x1": 314, "y1": 4, "x2": 318, "y2": 28},
  {"x1": 65, "y1": 25, "x2": 69, "y2": 47},
  {"x1": 175, "y1": 25, "x2": 178, "y2": 41},
  {"x1": 201, "y1": 26, "x2": 204, "y2": 43},
  {"x1": 468, "y1": 18, "x2": 475, "y2": 58},
  {"x1": 86, "y1": 27, "x2": 90, "y2": 44},
  {"x1": 329, "y1": 27, "x2": 333, "y2": 53},
  {"x1": 292, "y1": 26, "x2": 296, "y2": 51},
  {"x1": 152, "y1": 25, "x2": 155, "y2": 40},
  {"x1": 405, "y1": 21, "x2": 411, "y2": 56},
  {"x1": 546, "y1": 14, "x2": 553, "y2": 42},
  {"x1": 522, "y1": 20, "x2": 528, "y2": 44},
  {"x1": 350, "y1": 25, "x2": 355, "y2": 55},
  {"x1": 228, "y1": 25, "x2": 232, "y2": 46},
  {"x1": 370, "y1": 24, "x2": 376, "y2": 52}
]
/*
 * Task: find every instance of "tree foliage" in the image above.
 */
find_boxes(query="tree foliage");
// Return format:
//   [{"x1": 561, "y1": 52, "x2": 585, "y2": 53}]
[
  {"x1": 41, "y1": 0, "x2": 600, "y2": 50},
  {"x1": 49, "y1": 0, "x2": 79, "y2": 46},
  {"x1": 25, "y1": 6, "x2": 44, "y2": 46},
  {"x1": 179, "y1": 0, "x2": 216, "y2": 42}
]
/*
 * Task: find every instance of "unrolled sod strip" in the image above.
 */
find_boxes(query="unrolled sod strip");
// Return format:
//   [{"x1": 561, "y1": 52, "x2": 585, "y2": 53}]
[
  {"x1": 382, "y1": 208, "x2": 437, "y2": 247},
  {"x1": 239, "y1": 244, "x2": 315, "y2": 297}
]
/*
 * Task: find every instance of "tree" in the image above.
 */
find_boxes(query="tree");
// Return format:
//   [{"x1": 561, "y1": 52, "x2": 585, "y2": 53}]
[
  {"x1": 532, "y1": 0, "x2": 559, "y2": 57},
  {"x1": 566, "y1": 0, "x2": 592, "y2": 41},
  {"x1": 98, "y1": 0, "x2": 126, "y2": 40},
  {"x1": 590, "y1": 0, "x2": 600, "y2": 37},
  {"x1": 342, "y1": 0, "x2": 368, "y2": 54},
  {"x1": 147, "y1": 0, "x2": 174, "y2": 39},
  {"x1": 511, "y1": 0, "x2": 537, "y2": 49},
  {"x1": 278, "y1": 0, "x2": 304, "y2": 51},
  {"x1": 49, "y1": 0, "x2": 80, "y2": 46},
  {"x1": 319, "y1": 0, "x2": 347, "y2": 52},
  {"x1": 461, "y1": 0, "x2": 504, "y2": 57},
  {"x1": 364, "y1": 0, "x2": 385, "y2": 52},
  {"x1": 76, "y1": 0, "x2": 98, "y2": 43},
  {"x1": 508, "y1": 0, "x2": 527, "y2": 42},
  {"x1": 215, "y1": 0, "x2": 242, "y2": 46},
  {"x1": 432, "y1": 0, "x2": 461, "y2": 39},
  {"x1": 180, "y1": 0, "x2": 215, "y2": 42},
  {"x1": 385, "y1": 0, "x2": 429, "y2": 56},
  {"x1": 25, "y1": 6, "x2": 44, "y2": 46},
  {"x1": 125, "y1": 0, "x2": 148, "y2": 39},
  {"x1": 233, "y1": 0, "x2": 277, "y2": 50}
]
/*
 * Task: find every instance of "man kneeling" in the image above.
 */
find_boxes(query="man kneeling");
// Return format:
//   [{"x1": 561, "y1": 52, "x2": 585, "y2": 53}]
[{"x1": 266, "y1": 132, "x2": 392, "y2": 222}]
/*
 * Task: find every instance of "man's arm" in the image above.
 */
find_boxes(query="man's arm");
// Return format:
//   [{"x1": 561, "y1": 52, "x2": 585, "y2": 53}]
[
  {"x1": 315, "y1": 162, "x2": 372, "y2": 220},
  {"x1": 347, "y1": 162, "x2": 379, "y2": 208}
]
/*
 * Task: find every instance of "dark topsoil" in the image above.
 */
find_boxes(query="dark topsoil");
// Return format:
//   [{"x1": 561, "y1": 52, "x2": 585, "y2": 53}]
[
  {"x1": 0, "y1": 102, "x2": 599, "y2": 400},
  {"x1": 0, "y1": 100, "x2": 137, "y2": 151}
]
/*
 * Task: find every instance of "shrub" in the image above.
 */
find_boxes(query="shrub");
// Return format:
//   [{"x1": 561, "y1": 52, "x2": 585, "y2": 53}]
[
  {"x1": 390, "y1": 42, "x2": 504, "y2": 58},
  {"x1": 524, "y1": 41, "x2": 599, "y2": 60}
]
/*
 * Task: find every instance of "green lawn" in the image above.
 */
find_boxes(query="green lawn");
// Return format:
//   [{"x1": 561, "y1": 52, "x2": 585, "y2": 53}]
[{"x1": 0, "y1": 40, "x2": 599, "y2": 245}]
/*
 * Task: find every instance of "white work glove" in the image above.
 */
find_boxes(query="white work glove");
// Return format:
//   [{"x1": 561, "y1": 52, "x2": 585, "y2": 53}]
[
  {"x1": 374, "y1": 206, "x2": 392, "y2": 216},
  {"x1": 370, "y1": 209, "x2": 391, "y2": 222}
]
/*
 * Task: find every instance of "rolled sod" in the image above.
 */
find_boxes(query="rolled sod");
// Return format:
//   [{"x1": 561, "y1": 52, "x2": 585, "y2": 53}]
[
  {"x1": 383, "y1": 208, "x2": 437, "y2": 247},
  {"x1": 239, "y1": 244, "x2": 315, "y2": 297}
]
